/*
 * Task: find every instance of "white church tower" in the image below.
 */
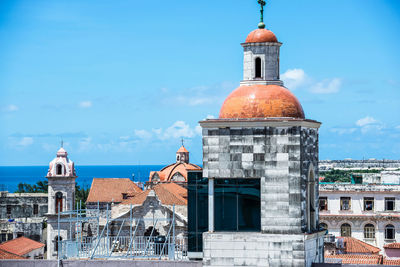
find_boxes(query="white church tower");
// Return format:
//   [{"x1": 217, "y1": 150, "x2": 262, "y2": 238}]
[{"x1": 46, "y1": 145, "x2": 77, "y2": 259}]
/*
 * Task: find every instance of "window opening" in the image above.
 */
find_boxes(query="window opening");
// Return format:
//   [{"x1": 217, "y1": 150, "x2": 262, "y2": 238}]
[
  {"x1": 56, "y1": 164, "x2": 63, "y2": 175},
  {"x1": 364, "y1": 197, "x2": 374, "y2": 211},
  {"x1": 319, "y1": 197, "x2": 328, "y2": 211},
  {"x1": 33, "y1": 204, "x2": 39, "y2": 215},
  {"x1": 6, "y1": 205, "x2": 11, "y2": 216},
  {"x1": 255, "y1": 58, "x2": 262, "y2": 78},
  {"x1": 55, "y1": 192, "x2": 63, "y2": 213},
  {"x1": 385, "y1": 224, "x2": 395, "y2": 240},
  {"x1": 385, "y1": 197, "x2": 395, "y2": 211},
  {"x1": 364, "y1": 224, "x2": 375, "y2": 239},
  {"x1": 340, "y1": 197, "x2": 351, "y2": 210},
  {"x1": 341, "y1": 223, "x2": 351, "y2": 237},
  {"x1": 319, "y1": 223, "x2": 328, "y2": 231}
]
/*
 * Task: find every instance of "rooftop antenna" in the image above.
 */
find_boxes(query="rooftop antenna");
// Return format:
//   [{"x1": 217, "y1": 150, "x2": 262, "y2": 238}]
[{"x1": 257, "y1": 0, "x2": 266, "y2": 29}]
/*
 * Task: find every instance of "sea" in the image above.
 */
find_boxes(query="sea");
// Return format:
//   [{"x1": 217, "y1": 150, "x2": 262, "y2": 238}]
[{"x1": 0, "y1": 165, "x2": 164, "y2": 193}]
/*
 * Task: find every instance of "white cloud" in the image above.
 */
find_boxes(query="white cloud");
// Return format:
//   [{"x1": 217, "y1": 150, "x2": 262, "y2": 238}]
[
  {"x1": 330, "y1": 128, "x2": 357, "y2": 135},
  {"x1": 78, "y1": 137, "x2": 92, "y2": 151},
  {"x1": 195, "y1": 125, "x2": 202, "y2": 135},
  {"x1": 205, "y1": 114, "x2": 215, "y2": 120},
  {"x1": 356, "y1": 116, "x2": 378, "y2": 127},
  {"x1": 396, "y1": 125, "x2": 400, "y2": 130},
  {"x1": 2, "y1": 104, "x2": 19, "y2": 112},
  {"x1": 281, "y1": 69, "x2": 306, "y2": 89},
  {"x1": 18, "y1": 137, "x2": 33, "y2": 146},
  {"x1": 309, "y1": 78, "x2": 341, "y2": 94},
  {"x1": 160, "y1": 121, "x2": 195, "y2": 140},
  {"x1": 355, "y1": 116, "x2": 384, "y2": 134},
  {"x1": 79, "y1": 101, "x2": 92, "y2": 108},
  {"x1": 134, "y1": 129, "x2": 152, "y2": 139}
]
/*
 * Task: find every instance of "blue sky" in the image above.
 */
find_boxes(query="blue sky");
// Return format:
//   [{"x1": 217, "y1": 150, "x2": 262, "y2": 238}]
[{"x1": 1, "y1": 0, "x2": 399, "y2": 165}]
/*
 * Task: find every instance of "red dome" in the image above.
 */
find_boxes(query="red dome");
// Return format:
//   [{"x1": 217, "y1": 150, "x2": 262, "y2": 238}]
[
  {"x1": 245, "y1": 28, "x2": 278, "y2": 43},
  {"x1": 219, "y1": 84, "x2": 304, "y2": 119}
]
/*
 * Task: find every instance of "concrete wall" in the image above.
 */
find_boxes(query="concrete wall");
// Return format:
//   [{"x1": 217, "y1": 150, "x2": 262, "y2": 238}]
[
  {"x1": 0, "y1": 192, "x2": 47, "y2": 219},
  {"x1": 0, "y1": 260, "x2": 202, "y2": 267}
]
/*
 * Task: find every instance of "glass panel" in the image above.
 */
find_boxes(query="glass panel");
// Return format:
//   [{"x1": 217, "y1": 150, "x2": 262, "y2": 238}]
[
  {"x1": 214, "y1": 179, "x2": 237, "y2": 231},
  {"x1": 187, "y1": 171, "x2": 208, "y2": 253},
  {"x1": 238, "y1": 179, "x2": 260, "y2": 231},
  {"x1": 385, "y1": 198, "x2": 395, "y2": 211}
]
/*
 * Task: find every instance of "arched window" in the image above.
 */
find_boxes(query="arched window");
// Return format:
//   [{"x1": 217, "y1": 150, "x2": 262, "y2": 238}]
[
  {"x1": 55, "y1": 192, "x2": 63, "y2": 213},
  {"x1": 364, "y1": 223, "x2": 375, "y2": 239},
  {"x1": 319, "y1": 223, "x2": 328, "y2": 231},
  {"x1": 341, "y1": 223, "x2": 351, "y2": 237},
  {"x1": 54, "y1": 236, "x2": 62, "y2": 253},
  {"x1": 255, "y1": 57, "x2": 262, "y2": 78},
  {"x1": 307, "y1": 167, "x2": 316, "y2": 232},
  {"x1": 56, "y1": 164, "x2": 63, "y2": 175},
  {"x1": 385, "y1": 224, "x2": 395, "y2": 240}
]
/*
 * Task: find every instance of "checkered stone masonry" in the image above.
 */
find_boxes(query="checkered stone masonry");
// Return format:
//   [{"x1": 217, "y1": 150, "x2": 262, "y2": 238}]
[{"x1": 202, "y1": 124, "x2": 323, "y2": 267}]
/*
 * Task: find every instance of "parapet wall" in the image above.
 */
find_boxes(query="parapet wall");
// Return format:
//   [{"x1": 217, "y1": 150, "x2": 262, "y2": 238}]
[{"x1": 0, "y1": 260, "x2": 202, "y2": 267}]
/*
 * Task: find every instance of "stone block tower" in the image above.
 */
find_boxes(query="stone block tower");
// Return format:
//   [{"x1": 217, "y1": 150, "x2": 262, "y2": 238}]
[
  {"x1": 199, "y1": 5, "x2": 324, "y2": 267},
  {"x1": 46, "y1": 146, "x2": 76, "y2": 259}
]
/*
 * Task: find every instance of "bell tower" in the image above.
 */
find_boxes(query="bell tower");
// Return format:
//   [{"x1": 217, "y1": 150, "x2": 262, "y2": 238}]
[{"x1": 46, "y1": 144, "x2": 77, "y2": 259}]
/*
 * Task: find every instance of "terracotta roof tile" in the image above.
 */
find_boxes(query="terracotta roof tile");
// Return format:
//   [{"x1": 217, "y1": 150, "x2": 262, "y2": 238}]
[
  {"x1": 0, "y1": 237, "x2": 44, "y2": 256},
  {"x1": 383, "y1": 258, "x2": 400, "y2": 265},
  {"x1": 325, "y1": 254, "x2": 382, "y2": 265},
  {"x1": 338, "y1": 236, "x2": 381, "y2": 254},
  {"x1": 86, "y1": 178, "x2": 142, "y2": 203},
  {"x1": 0, "y1": 248, "x2": 25, "y2": 259},
  {"x1": 384, "y1": 242, "x2": 400, "y2": 249},
  {"x1": 120, "y1": 183, "x2": 187, "y2": 206},
  {"x1": 177, "y1": 146, "x2": 188, "y2": 153},
  {"x1": 149, "y1": 163, "x2": 201, "y2": 182}
]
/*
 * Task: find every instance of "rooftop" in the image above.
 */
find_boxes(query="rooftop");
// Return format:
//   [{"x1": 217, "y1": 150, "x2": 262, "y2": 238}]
[
  {"x1": 0, "y1": 236, "x2": 44, "y2": 256},
  {"x1": 86, "y1": 178, "x2": 142, "y2": 203}
]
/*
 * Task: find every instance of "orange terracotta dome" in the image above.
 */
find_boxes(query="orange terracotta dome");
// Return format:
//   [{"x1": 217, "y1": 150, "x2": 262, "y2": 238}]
[
  {"x1": 245, "y1": 28, "x2": 278, "y2": 43},
  {"x1": 219, "y1": 84, "x2": 305, "y2": 119}
]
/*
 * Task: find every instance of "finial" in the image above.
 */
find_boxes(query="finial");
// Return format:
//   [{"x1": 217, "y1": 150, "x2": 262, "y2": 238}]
[
  {"x1": 61, "y1": 139, "x2": 63, "y2": 148},
  {"x1": 181, "y1": 138, "x2": 184, "y2": 147},
  {"x1": 258, "y1": 0, "x2": 266, "y2": 29}
]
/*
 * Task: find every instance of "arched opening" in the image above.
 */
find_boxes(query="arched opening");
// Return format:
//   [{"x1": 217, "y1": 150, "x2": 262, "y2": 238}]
[
  {"x1": 319, "y1": 223, "x2": 328, "y2": 231},
  {"x1": 255, "y1": 57, "x2": 262, "y2": 78},
  {"x1": 54, "y1": 236, "x2": 62, "y2": 254},
  {"x1": 341, "y1": 223, "x2": 351, "y2": 237},
  {"x1": 56, "y1": 164, "x2": 63, "y2": 175},
  {"x1": 176, "y1": 155, "x2": 180, "y2": 162},
  {"x1": 306, "y1": 166, "x2": 316, "y2": 232},
  {"x1": 55, "y1": 192, "x2": 63, "y2": 213},
  {"x1": 385, "y1": 224, "x2": 395, "y2": 240},
  {"x1": 364, "y1": 223, "x2": 375, "y2": 239},
  {"x1": 144, "y1": 226, "x2": 160, "y2": 237}
]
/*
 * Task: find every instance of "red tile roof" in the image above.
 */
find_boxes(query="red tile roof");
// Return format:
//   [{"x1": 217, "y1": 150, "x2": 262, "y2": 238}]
[
  {"x1": 121, "y1": 183, "x2": 187, "y2": 206},
  {"x1": 0, "y1": 248, "x2": 25, "y2": 259},
  {"x1": 177, "y1": 146, "x2": 188, "y2": 153},
  {"x1": 86, "y1": 178, "x2": 142, "y2": 203},
  {"x1": 384, "y1": 243, "x2": 400, "y2": 249},
  {"x1": 0, "y1": 237, "x2": 44, "y2": 256},
  {"x1": 383, "y1": 258, "x2": 400, "y2": 265},
  {"x1": 325, "y1": 254, "x2": 382, "y2": 265},
  {"x1": 338, "y1": 236, "x2": 381, "y2": 254},
  {"x1": 149, "y1": 162, "x2": 201, "y2": 183}
]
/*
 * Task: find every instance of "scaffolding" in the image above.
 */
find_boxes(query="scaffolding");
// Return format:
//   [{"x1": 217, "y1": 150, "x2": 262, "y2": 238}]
[{"x1": 56, "y1": 201, "x2": 187, "y2": 260}]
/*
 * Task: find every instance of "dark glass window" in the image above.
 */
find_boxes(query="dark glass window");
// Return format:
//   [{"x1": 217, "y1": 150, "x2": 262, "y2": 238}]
[
  {"x1": 214, "y1": 179, "x2": 260, "y2": 232},
  {"x1": 187, "y1": 171, "x2": 208, "y2": 253},
  {"x1": 364, "y1": 197, "x2": 374, "y2": 211},
  {"x1": 6, "y1": 205, "x2": 11, "y2": 216},
  {"x1": 385, "y1": 197, "x2": 395, "y2": 211}
]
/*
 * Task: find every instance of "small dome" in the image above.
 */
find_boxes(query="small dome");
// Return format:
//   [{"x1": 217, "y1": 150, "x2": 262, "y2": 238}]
[
  {"x1": 245, "y1": 28, "x2": 278, "y2": 43},
  {"x1": 219, "y1": 84, "x2": 304, "y2": 119}
]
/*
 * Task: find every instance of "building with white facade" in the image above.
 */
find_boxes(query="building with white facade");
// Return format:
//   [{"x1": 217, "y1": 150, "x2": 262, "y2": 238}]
[{"x1": 319, "y1": 183, "x2": 400, "y2": 252}]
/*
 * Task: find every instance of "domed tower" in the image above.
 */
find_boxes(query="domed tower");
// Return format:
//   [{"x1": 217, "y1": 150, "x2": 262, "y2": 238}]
[
  {"x1": 46, "y1": 145, "x2": 77, "y2": 259},
  {"x1": 199, "y1": 2, "x2": 324, "y2": 267}
]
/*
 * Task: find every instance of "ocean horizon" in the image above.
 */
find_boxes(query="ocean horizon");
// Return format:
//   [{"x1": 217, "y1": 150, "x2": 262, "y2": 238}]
[{"x1": 0, "y1": 165, "x2": 167, "y2": 193}]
